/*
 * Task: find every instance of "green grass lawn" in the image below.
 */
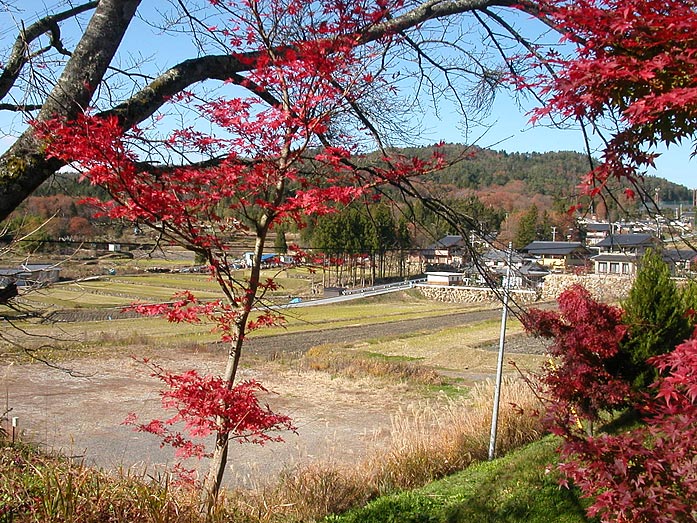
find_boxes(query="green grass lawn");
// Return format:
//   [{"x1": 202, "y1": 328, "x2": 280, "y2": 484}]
[{"x1": 325, "y1": 436, "x2": 592, "y2": 523}]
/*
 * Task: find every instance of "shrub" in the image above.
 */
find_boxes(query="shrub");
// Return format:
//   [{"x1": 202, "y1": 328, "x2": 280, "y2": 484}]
[{"x1": 526, "y1": 284, "x2": 697, "y2": 523}]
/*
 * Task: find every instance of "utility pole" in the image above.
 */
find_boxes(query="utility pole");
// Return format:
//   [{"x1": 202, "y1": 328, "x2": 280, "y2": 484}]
[{"x1": 489, "y1": 243, "x2": 512, "y2": 460}]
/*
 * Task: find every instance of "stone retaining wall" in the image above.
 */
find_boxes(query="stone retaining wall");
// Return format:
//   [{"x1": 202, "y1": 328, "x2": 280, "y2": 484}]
[
  {"x1": 415, "y1": 284, "x2": 539, "y2": 304},
  {"x1": 540, "y1": 273, "x2": 634, "y2": 303},
  {"x1": 416, "y1": 273, "x2": 635, "y2": 305}
]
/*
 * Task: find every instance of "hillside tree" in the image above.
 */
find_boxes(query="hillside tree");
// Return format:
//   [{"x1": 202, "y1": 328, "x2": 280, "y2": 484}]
[{"x1": 513, "y1": 204, "x2": 543, "y2": 249}]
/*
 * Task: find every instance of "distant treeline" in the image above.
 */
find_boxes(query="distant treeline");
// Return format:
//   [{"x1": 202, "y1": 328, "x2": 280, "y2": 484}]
[
  {"x1": 32, "y1": 145, "x2": 693, "y2": 203},
  {"x1": 391, "y1": 143, "x2": 692, "y2": 203}
]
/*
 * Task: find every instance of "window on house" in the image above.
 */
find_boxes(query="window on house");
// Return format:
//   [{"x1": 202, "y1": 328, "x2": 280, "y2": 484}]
[
  {"x1": 598, "y1": 262, "x2": 607, "y2": 273},
  {"x1": 610, "y1": 262, "x2": 620, "y2": 273},
  {"x1": 622, "y1": 263, "x2": 630, "y2": 274}
]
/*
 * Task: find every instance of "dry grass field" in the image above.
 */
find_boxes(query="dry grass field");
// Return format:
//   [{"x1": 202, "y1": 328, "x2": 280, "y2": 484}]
[{"x1": 2, "y1": 266, "x2": 549, "y2": 523}]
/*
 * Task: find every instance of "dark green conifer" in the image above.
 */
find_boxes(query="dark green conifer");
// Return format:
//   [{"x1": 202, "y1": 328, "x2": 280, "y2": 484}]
[{"x1": 619, "y1": 249, "x2": 692, "y2": 390}]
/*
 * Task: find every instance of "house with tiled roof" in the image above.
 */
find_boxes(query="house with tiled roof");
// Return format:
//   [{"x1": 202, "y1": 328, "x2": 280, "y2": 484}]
[
  {"x1": 481, "y1": 247, "x2": 528, "y2": 272},
  {"x1": 521, "y1": 241, "x2": 592, "y2": 273},
  {"x1": 422, "y1": 235, "x2": 467, "y2": 267},
  {"x1": 584, "y1": 221, "x2": 612, "y2": 246},
  {"x1": 594, "y1": 233, "x2": 660, "y2": 254},
  {"x1": 661, "y1": 248, "x2": 697, "y2": 276},
  {"x1": 591, "y1": 233, "x2": 661, "y2": 276}
]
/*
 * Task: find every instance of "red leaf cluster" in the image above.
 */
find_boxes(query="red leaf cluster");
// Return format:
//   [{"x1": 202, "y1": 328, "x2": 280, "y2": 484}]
[
  {"x1": 521, "y1": 0, "x2": 697, "y2": 202},
  {"x1": 557, "y1": 340, "x2": 697, "y2": 523},
  {"x1": 124, "y1": 360, "x2": 296, "y2": 460},
  {"x1": 526, "y1": 285, "x2": 697, "y2": 522},
  {"x1": 525, "y1": 284, "x2": 632, "y2": 424}
]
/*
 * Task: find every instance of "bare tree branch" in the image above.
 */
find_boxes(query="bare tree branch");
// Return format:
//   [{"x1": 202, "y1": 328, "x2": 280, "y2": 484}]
[
  {"x1": 0, "y1": 0, "x2": 532, "y2": 223},
  {"x1": 0, "y1": 1, "x2": 99, "y2": 101},
  {"x1": 0, "y1": 0, "x2": 141, "y2": 222},
  {"x1": 0, "y1": 102, "x2": 42, "y2": 111}
]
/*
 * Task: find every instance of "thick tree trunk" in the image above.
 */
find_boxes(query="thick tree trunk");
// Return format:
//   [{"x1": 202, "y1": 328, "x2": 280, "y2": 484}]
[
  {"x1": 0, "y1": 0, "x2": 513, "y2": 222},
  {"x1": 0, "y1": 140, "x2": 66, "y2": 222},
  {"x1": 0, "y1": 0, "x2": 141, "y2": 222}
]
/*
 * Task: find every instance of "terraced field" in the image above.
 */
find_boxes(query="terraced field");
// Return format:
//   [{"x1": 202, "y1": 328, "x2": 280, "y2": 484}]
[{"x1": 18, "y1": 268, "x2": 314, "y2": 311}]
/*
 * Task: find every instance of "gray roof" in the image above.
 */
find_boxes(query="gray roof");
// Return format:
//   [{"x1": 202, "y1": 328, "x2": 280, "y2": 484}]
[
  {"x1": 481, "y1": 249, "x2": 526, "y2": 264},
  {"x1": 662, "y1": 249, "x2": 697, "y2": 263},
  {"x1": 591, "y1": 253, "x2": 638, "y2": 263},
  {"x1": 427, "y1": 235, "x2": 465, "y2": 249},
  {"x1": 595, "y1": 234, "x2": 656, "y2": 248},
  {"x1": 522, "y1": 241, "x2": 589, "y2": 256},
  {"x1": 518, "y1": 261, "x2": 550, "y2": 276}
]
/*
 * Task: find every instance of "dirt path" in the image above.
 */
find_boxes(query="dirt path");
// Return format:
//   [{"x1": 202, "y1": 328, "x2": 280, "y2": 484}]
[{"x1": 2, "y1": 306, "x2": 544, "y2": 488}]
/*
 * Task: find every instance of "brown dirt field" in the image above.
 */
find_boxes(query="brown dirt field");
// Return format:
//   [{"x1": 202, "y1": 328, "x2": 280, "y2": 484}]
[{"x1": 2, "y1": 307, "x2": 546, "y2": 489}]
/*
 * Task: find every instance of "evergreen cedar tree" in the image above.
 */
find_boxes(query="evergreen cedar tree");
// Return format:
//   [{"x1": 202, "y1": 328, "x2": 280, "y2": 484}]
[
  {"x1": 619, "y1": 249, "x2": 694, "y2": 390},
  {"x1": 34, "y1": 0, "x2": 445, "y2": 511},
  {"x1": 525, "y1": 285, "x2": 697, "y2": 523}
]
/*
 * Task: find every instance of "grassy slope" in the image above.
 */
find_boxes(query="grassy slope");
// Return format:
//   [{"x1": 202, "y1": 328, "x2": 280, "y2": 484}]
[{"x1": 326, "y1": 436, "x2": 591, "y2": 523}]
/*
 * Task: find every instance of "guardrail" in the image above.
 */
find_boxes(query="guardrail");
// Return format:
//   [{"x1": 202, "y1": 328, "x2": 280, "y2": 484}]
[{"x1": 340, "y1": 278, "x2": 427, "y2": 296}]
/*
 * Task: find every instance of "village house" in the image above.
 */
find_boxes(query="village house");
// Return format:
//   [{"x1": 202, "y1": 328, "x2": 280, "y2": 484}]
[
  {"x1": 422, "y1": 235, "x2": 467, "y2": 268},
  {"x1": 425, "y1": 271, "x2": 464, "y2": 286},
  {"x1": 476, "y1": 247, "x2": 549, "y2": 289},
  {"x1": 521, "y1": 241, "x2": 591, "y2": 273},
  {"x1": 480, "y1": 247, "x2": 528, "y2": 272},
  {"x1": 592, "y1": 252, "x2": 638, "y2": 276},
  {"x1": 591, "y1": 233, "x2": 661, "y2": 275},
  {"x1": 584, "y1": 221, "x2": 612, "y2": 246},
  {"x1": 662, "y1": 248, "x2": 697, "y2": 276},
  {"x1": 594, "y1": 233, "x2": 661, "y2": 254}
]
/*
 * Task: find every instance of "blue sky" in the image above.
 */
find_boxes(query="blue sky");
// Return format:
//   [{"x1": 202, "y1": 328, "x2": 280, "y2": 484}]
[{"x1": 1, "y1": 1, "x2": 695, "y2": 189}]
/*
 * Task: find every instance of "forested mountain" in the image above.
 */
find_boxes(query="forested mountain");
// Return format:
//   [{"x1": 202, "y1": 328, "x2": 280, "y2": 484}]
[
  {"x1": 397, "y1": 143, "x2": 692, "y2": 203},
  {"x1": 30, "y1": 144, "x2": 692, "y2": 206}
]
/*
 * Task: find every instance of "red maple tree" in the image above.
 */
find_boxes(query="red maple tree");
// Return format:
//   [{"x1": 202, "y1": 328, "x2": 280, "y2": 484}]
[
  {"x1": 526, "y1": 285, "x2": 697, "y2": 523},
  {"x1": 520, "y1": 3, "x2": 697, "y2": 519},
  {"x1": 35, "y1": 0, "x2": 444, "y2": 512}
]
